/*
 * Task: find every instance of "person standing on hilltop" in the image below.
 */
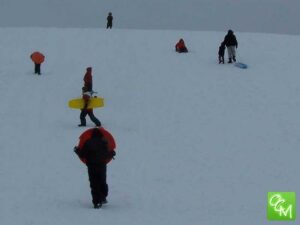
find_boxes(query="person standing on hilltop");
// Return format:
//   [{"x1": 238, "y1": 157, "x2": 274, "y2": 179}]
[{"x1": 107, "y1": 12, "x2": 113, "y2": 29}]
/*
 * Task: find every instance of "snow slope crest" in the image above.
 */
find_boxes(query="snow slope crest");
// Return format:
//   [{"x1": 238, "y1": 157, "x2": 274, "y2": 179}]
[{"x1": 0, "y1": 28, "x2": 299, "y2": 225}]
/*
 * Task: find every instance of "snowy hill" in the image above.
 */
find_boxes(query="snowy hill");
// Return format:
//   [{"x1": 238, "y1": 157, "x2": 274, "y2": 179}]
[
  {"x1": 0, "y1": 28, "x2": 299, "y2": 225},
  {"x1": 0, "y1": 0, "x2": 300, "y2": 34}
]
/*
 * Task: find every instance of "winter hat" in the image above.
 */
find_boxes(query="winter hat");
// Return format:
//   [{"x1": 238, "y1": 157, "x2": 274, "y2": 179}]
[{"x1": 86, "y1": 67, "x2": 92, "y2": 72}]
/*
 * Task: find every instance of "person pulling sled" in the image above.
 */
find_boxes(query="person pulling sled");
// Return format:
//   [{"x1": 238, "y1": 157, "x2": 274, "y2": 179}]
[{"x1": 223, "y1": 30, "x2": 238, "y2": 63}]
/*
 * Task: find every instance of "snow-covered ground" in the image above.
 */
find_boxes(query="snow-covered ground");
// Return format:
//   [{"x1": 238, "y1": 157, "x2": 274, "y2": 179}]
[
  {"x1": 0, "y1": 0, "x2": 300, "y2": 34},
  {"x1": 0, "y1": 28, "x2": 299, "y2": 225}
]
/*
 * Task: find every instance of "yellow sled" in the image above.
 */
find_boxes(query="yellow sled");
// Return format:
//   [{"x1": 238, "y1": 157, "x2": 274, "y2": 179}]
[{"x1": 68, "y1": 97, "x2": 104, "y2": 109}]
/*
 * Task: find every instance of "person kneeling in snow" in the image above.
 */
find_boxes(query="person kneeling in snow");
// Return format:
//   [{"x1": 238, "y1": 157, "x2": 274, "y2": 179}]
[
  {"x1": 74, "y1": 128, "x2": 116, "y2": 208},
  {"x1": 78, "y1": 87, "x2": 101, "y2": 127},
  {"x1": 175, "y1": 39, "x2": 188, "y2": 53}
]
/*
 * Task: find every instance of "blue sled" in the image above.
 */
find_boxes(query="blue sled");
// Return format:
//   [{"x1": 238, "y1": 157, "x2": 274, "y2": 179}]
[{"x1": 234, "y1": 62, "x2": 248, "y2": 69}]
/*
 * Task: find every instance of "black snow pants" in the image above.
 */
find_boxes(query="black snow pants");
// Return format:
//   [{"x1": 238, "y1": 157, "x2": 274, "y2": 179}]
[
  {"x1": 80, "y1": 109, "x2": 101, "y2": 126},
  {"x1": 34, "y1": 63, "x2": 41, "y2": 75},
  {"x1": 87, "y1": 164, "x2": 108, "y2": 205},
  {"x1": 106, "y1": 21, "x2": 112, "y2": 29}
]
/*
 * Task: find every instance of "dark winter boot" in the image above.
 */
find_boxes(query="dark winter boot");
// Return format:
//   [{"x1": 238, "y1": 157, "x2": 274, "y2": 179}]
[
  {"x1": 95, "y1": 121, "x2": 101, "y2": 127},
  {"x1": 233, "y1": 56, "x2": 236, "y2": 62},
  {"x1": 228, "y1": 58, "x2": 232, "y2": 63},
  {"x1": 94, "y1": 202, "x2": 102, "y2": 209},
  {"x1": 102, "y1": 198, "x2": 108, "y2": 204},
  {"x1": 78, "y1": 124, "x2": 86, "y2": 127}
]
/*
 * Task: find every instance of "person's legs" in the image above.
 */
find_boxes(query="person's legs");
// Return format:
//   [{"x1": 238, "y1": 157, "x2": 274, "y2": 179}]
[
  {"x1": 99, "y1": 165, "x2": 108, "y2": 200},
  {"x1": 227, "y1": 46, "x2": 236, "y2": 63},
  {"x1": 34, "y1": 64, "x2": 39, "y2": 74},
  {"x1": 88, "y1": 165, "x2": 108, "y2": 207},
  {"x1": 88, "y1": 166, "x2": 102, "y2": 207},
  {"x1": 79, "y1": 110, "x2": 88, "y2": 126},
  {"x1": 36, "y1": 64, "x2": 41, "y2": 75},
  {"x1": 87, "y1": 111, "x2": 101, "y2": 126}
]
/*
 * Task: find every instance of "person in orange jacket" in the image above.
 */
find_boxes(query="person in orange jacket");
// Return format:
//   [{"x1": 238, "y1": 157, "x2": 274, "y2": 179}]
[
  {"x1": 30, "y1": 51, "x2": 45, "y2": 75},
  {"x1": 78, "y1": 87, "x2": 101, "y2": 127},
  {"x1": 175, "y1": 39, "x2": 188, "y2": 53},
  {"x1": 84, "y1": 67, "x2": 93, "y2": 92}
]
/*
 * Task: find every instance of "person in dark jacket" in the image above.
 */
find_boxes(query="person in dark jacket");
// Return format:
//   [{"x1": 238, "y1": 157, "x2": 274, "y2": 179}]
[
  {"x1": 175, "y1": 39, "x2": 188, "y2": 53},
  {"x1": 78, "y1": 87, "x2": 101, "y2": 127},
  {"x1": 223, "y1": 30, "x2": 238, "y2": 63},
  {"x1": 74, "y1": 128, "x2": 116, "y2": 208},
  {"x1": 83, "y1": 67, "x2": 93, "y2": 92},
  {"x1": 218, "y1": 42, "x2": 226, "y2": 64},
  {"x1": 107, "y1": 12, "x2": 113, "y2": 29}
]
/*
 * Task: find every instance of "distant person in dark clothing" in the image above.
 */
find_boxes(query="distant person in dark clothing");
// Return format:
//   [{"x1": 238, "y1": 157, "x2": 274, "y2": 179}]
[
  {"x1": 74, "y1": 128, "x2": 116, "y2": 208},
  {"x1": 175, "y1": 39, "x2": 188, "y2": 53},
  {"x1": 218, "y1": 42, "x2": 226, "y2": 64},
  {"x1": 223, "y1": 30, "x2": 238, "y2": 63},
  {"x1": 83, "y1": 67, "x2": 93, "y2": 92},
  {"x1": 107, "y1": 12, "x2": 113, "y2": 29},
  {"x1": 78, "y1": 87, "x2": 101, "y2": 127}
]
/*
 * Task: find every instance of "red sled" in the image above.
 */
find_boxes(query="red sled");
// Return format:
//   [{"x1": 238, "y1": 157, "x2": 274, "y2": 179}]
[{"x1": 76, "y1": 127, "x2": 116, "y2": 164}]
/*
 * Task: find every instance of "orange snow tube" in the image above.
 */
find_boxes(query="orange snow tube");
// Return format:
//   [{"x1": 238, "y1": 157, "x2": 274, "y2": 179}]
[
  {"x1": 30, "y1": 51, "x2": 45, "y2": 64},
  {"x1": 77, "y1": 127, "x2": 116, "y2": 164}
]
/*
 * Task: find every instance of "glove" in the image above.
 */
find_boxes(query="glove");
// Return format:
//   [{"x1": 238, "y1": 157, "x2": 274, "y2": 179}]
[
  {"x1": 109, "y1": 150, "x2": 116, "y2": 159},
  {"x1": 74, "y1": 146, "x2": 79, "y2": 154}
]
